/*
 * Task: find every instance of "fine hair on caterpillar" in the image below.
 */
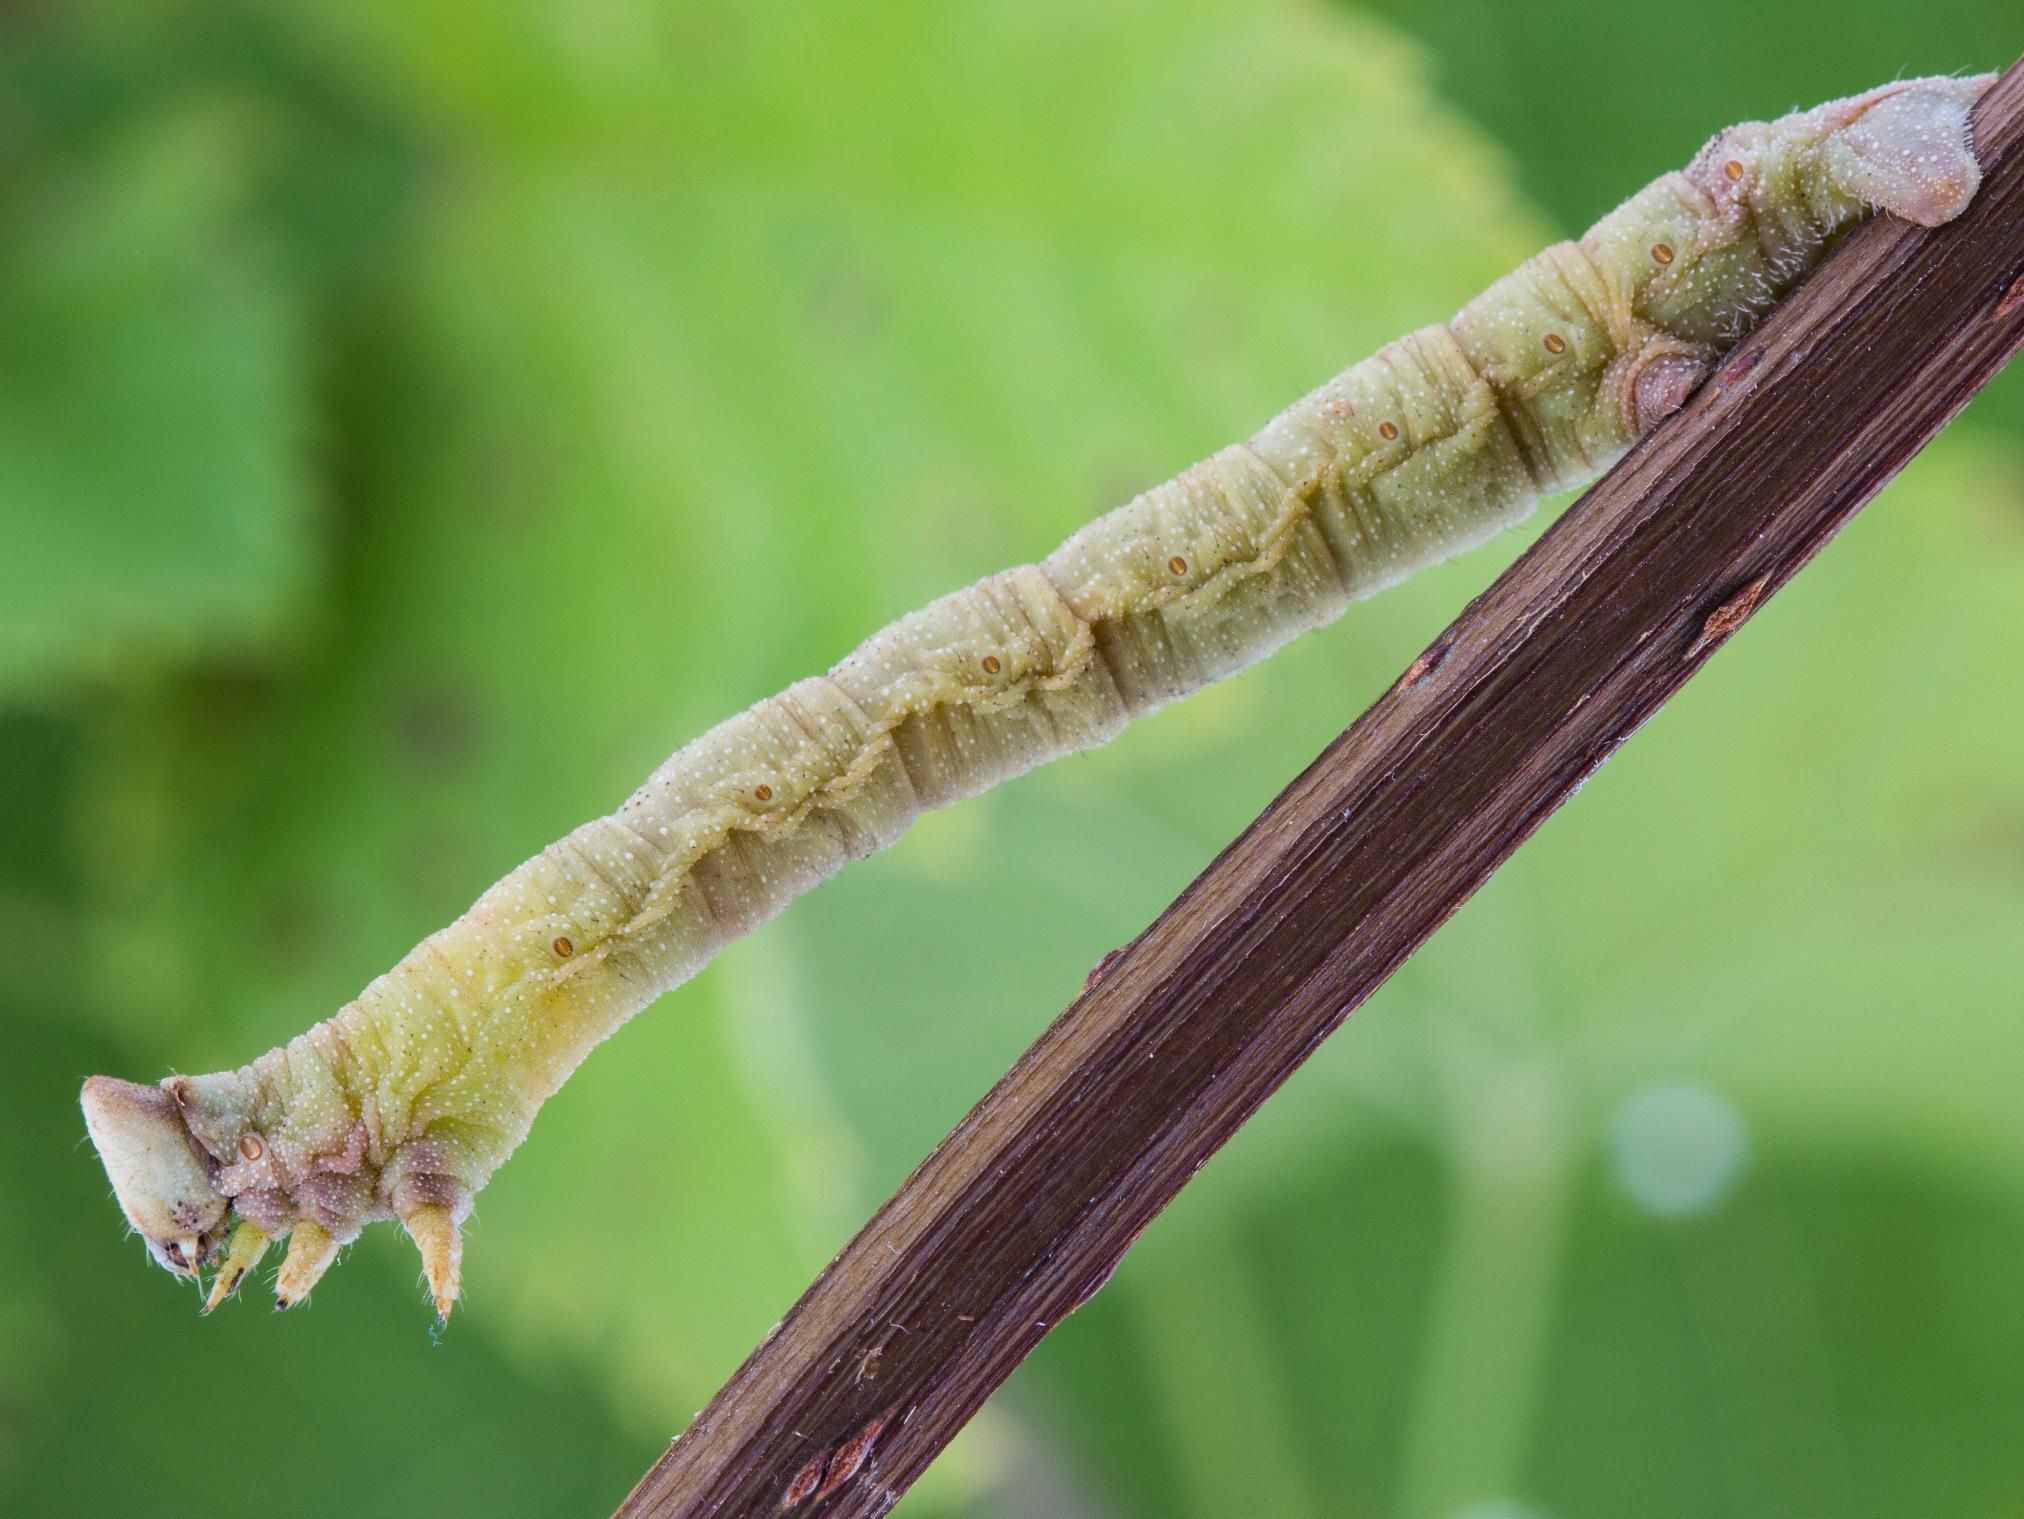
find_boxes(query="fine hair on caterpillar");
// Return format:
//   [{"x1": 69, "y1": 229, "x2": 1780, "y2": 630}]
[{"x1": 80, "y1": 72, "x2": 1993, "y2": 1320}]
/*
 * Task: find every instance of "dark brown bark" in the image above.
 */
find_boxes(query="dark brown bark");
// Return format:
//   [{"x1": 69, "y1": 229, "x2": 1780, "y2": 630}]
[{"x1": 617, "y1": 58, "x2": 2024, "y2": 1519}]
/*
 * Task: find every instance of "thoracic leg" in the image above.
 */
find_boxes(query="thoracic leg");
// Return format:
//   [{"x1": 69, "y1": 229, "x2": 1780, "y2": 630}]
[
  {"x1": 202, "y1": 1218, "x2": 270, "y2": 1314},
  {"x1": 394, "y1": 1170, "x2": 474, "y2": 1320},
  {"x1": 273, "y1": 1220, "x2": 340, "y2": 1310},
  {"x1": 401, "y1": 1204, "x2": 465, "y2": 1321}
]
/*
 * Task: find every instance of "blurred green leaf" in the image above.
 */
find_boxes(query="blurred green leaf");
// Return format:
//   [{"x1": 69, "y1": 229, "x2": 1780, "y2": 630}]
[
  {"x1": 0, "y1": 107, "x2": 313, "y2": 693},
  {"x1": 0, "y1": 1, "x2": 419, "y2": 695}
]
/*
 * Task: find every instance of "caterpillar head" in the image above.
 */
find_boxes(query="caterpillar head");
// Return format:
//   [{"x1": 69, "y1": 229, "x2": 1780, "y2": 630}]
[{"x1": 80, "y1": 1075, "x2": 229, "y2": 1278}]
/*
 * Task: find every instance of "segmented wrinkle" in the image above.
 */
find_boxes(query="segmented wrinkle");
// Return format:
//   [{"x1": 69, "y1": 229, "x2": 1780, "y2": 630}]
[
  {"x1": 1039, "y1": 566, "x2": 1137, "y2": 719},
  {"x1": 1300, "y1": 466, "x2": 1362, "y2": 595},
  {"x1": 551, "y1": 832, "x2": 625, "y2": 915},
  {"x1": 1564, "y1": 240, "x2": 1632, "y2": 347},
  {"x1": 1472, "y1": 347, "x2": 1555, "y2": 493},
  {"x1": 608, "y1": 817, "x2": 664, "y2": 866}
]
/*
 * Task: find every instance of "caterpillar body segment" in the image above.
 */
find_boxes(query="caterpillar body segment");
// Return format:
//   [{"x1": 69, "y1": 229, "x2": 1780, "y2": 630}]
[{"x1": 80, "y1": 75, "x2": 1990, "y2": 1317}]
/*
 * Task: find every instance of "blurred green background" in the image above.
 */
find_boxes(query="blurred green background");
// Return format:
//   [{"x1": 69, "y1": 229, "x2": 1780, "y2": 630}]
[{"x1": 3, "y1": 2, "x2": 2020, "y2": 1515}]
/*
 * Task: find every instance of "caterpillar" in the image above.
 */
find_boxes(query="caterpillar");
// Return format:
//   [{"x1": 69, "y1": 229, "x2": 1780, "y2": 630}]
[{"x1": 82, "y1": 75, "x2": 1990, "y2": 1319}]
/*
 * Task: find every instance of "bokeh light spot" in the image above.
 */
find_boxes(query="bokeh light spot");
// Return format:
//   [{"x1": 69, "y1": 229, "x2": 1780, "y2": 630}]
[
  {"x1": 1608, "y1": 1079, "x2": 1750, "y2": 1218},
  {"x1": 1454, "y1": 1500, "x2": 1550, "y2": 1519}
]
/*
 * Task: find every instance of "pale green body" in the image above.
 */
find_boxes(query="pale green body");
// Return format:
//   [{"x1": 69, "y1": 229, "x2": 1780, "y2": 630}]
[{"x1": 83, "y1": 75, "x2": 1988, "y2": 1311}]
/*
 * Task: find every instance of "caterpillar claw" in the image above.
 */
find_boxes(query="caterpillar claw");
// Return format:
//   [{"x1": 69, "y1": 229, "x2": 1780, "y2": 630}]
[
  {"x1": 1818, "y1": 75, "x2": 1991, "y2": 229},
  {"x1": 273, "y1": 1220, "x2": 339, "y2": 1310},
  {"x1": 201, "y1": 1219, "x2": 270, "y2": 1314},
  {"x1": 401, "y1": 1204, "x2": 464, "y2": 1320}
]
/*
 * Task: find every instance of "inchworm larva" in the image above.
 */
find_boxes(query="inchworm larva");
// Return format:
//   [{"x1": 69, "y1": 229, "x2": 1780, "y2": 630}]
[{"x1": 81, "y1": 75, "x2": 1990, "y2": 1319}]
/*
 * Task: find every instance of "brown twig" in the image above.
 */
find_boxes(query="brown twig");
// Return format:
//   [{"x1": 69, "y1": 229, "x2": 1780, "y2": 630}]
[{"x1": 617, "y1": 59, "x2": 2024, "y2": 1519}]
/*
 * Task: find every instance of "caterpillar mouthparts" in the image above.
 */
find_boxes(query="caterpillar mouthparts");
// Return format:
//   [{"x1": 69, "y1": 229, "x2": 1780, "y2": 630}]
[{"x1": 82, "y1": 72, "x2": 1992, "y2": 1320}]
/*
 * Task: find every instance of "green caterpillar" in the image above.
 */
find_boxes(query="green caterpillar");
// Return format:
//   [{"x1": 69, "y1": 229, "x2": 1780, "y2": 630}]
[{"x1": 82, "y1": 74, "x2": 1989, "y2": 1318}]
